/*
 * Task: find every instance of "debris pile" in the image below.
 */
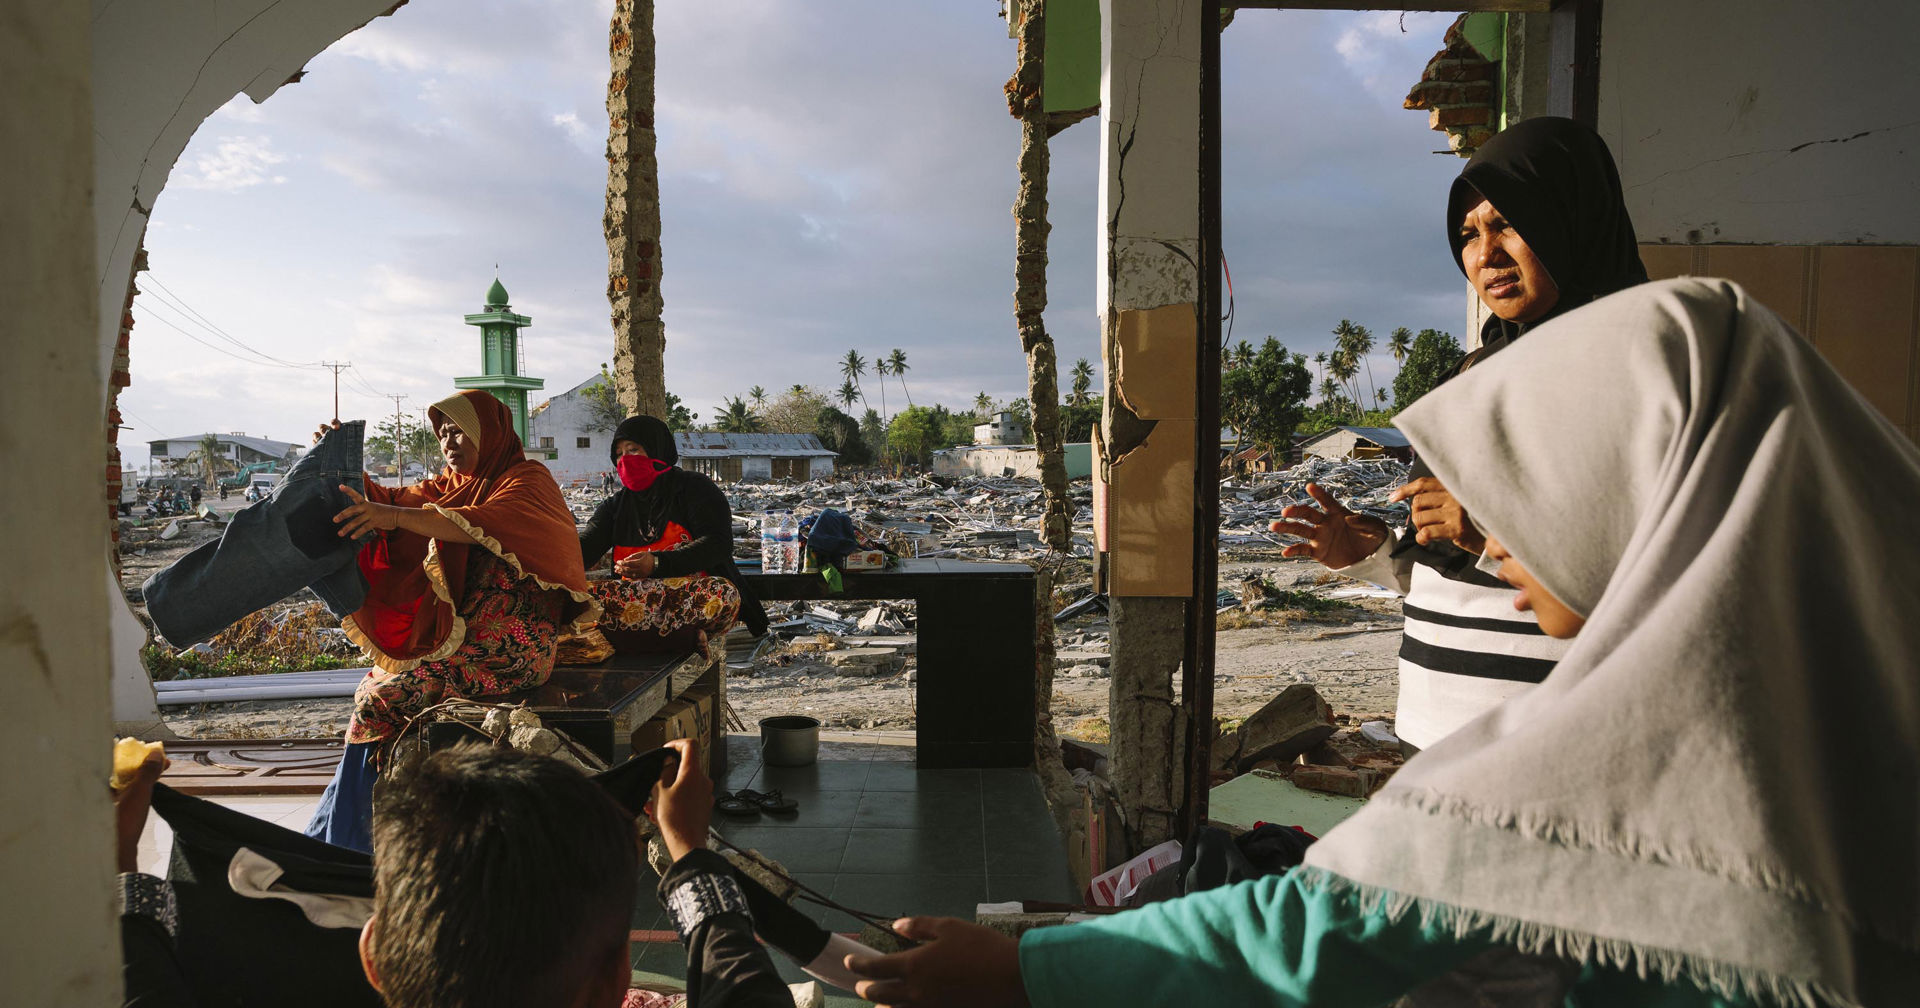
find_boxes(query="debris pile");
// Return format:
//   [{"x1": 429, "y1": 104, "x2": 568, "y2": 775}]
[{"x1": 1220, "y1": 456, "x2": 1411, "y2": 546}]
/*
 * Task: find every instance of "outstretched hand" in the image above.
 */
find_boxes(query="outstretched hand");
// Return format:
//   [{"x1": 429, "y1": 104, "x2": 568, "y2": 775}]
[
  {"x1": 1269, "y1": 482, "x2": 1390, "y2": 569},
  {"x1": 1390, "y1": 477, "x2": 1484, "y2": 553},
  {"x1": 846, "y1": 917, "x2": 1028, "y2": 1008},
  {"x1": 334, "y1": 484, "x2": 399, "y2": 540}
]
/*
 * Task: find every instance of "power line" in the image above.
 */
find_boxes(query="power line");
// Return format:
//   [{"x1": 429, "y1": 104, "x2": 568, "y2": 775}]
[
  {"x1": 133, "y1": 303, "x2": 322, "y2": 371},
  {"x1": 140, "y1": 272, "x2": 322, "y2": 369}
]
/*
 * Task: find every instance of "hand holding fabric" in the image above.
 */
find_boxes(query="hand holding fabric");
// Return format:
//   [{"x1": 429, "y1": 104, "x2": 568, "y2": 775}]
[
  {"x1": 846, "y1": 917, "x2": 1029, "y2": 1008},
  {"x1": 1392, "y1": 477, "x2": 1486, "y2": 553},
  {"x1": 1269, "y1": 482, "x2": 1390, "y2": 568},
  {"x1": 113, "y1": 743, "x2": 169, "y2": 874},
  {"x1": 650, "y1": 739, "x2": 709, "y2": 862},
  {"x1": 333, "y1": 484, "x2": 400, "y2": 540}
]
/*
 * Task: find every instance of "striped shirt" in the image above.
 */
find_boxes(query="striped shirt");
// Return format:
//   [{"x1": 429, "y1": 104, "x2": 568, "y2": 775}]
[{"x1": 1337, "y1": 538, "x2": 1567, "y2": 749}]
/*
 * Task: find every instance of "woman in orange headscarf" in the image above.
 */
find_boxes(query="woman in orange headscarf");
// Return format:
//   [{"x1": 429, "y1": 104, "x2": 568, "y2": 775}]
[{"x1": 306, "y1": 390, "x2": 596, "y2": 852}]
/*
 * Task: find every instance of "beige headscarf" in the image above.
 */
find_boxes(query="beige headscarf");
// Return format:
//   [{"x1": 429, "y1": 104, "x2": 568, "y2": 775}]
[{"x1": 1299, "y1": 278, "x2": 1920, "y2": 1007}]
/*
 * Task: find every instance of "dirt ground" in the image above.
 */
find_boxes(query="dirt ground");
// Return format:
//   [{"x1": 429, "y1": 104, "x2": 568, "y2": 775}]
[{"x1": 123, "y1": 507, "x2": 1403, "y2": 744}]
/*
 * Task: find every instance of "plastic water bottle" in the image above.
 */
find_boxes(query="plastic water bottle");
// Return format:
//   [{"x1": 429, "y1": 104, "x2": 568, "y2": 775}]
[
  {"x1": 776, "y1": 512, "x2": 801, "y2": 573},
  {"x1": 759, "y1": 513, "x2": 782, "y2": 573}
]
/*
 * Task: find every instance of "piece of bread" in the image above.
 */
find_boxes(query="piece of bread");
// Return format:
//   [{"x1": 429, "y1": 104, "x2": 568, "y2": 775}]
[{"x1": 111, "y1": 737, "x2": 167, "y2": 791}]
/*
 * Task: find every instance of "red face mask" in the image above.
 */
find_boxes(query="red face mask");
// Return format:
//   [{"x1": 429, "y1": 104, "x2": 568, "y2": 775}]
[{"x1": 616, "y1": 454, "x2": 672, "y2": 492}]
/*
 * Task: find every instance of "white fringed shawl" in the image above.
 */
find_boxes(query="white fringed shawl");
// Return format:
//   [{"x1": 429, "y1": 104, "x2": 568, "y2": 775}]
[{"x1": 1300, "y1": 278, "x2": 1920, "y2": 1007}]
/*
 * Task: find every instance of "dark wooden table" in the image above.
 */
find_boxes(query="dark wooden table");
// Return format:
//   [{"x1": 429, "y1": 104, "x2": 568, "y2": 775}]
[
  {"x1": 744, "y1": 558, "x2": 1038, "y2": 769},
  {"x1": 423, "y1": 651, "x2": 707, "y2": 767}
]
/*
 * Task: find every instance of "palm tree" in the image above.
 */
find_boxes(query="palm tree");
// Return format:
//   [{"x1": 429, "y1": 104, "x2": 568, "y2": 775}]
[
  {"x1": 1318, "y1": 376, "x2": 1342, "y2": 408},
  {"x1": 1329, "y1": 350, "x2": 1361, "y2": 420},
  {"x1": 1232, "y1": 340, "x2": 1254, "y2": 370},
  {"x1": 1388, "y1": 327, "x2": 1412, "y2": 365},
  {"x1": 887, "y1": 348, "x2": 912, "y2": 406},
  {"x1": 716, "y1": 397, "x2": 760, "y2": 433},
  {"x1": 1313, "y1": 351, "x2": 1328, "y2": 386},
  {"x1": 190, "y1": 433, "x2": 232, "y2": 489},
  {"x1": 872, "y1": 357, "x2": 891, "y2": 421},
  {"x1": 1069, "y1": 358, "x2": 1094, "y2": 404},
  {"x1": 840, "y1": 349, "x2": 867, "y2": 410},
  {"x1": 748, "y1": 385, "x2": 768, "y2": 412},
  {"x1": 1346, "y1": 322, "x2": 1379, "y2": 409},
  {"x1": 836, "y1": 379, "x2": 860, "y2": 411},
  {"x1": 973, "y1": 391, "x2": 994, "y2": 418}
]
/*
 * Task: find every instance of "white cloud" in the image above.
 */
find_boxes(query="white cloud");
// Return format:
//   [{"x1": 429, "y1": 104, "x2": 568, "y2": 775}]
[{"x1": 171, "y1": 135, "x2": 289, "y2": 191}]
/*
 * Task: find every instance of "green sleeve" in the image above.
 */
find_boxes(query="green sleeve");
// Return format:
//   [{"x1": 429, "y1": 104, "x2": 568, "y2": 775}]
[{"x1": 1017, "y1": 871, "x2": 1483, "y2": 1008}]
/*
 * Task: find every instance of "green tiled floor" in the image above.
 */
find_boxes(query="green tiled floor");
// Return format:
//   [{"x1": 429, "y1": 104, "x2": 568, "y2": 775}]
[{"x1": 631, "y1": 734, "x2": 1076, "y2": 1002}]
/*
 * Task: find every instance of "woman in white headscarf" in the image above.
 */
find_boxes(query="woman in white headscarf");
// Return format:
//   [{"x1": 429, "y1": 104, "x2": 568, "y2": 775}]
[{"x1": 845, "y1": 278, "x2": 1920, "y2": 1007}]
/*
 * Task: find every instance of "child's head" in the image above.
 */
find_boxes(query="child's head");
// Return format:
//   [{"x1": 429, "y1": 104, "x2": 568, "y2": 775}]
[
  {"x1": 362, "y1": 745, "x2": 639, "y2": 1008},
  {"x1": 1483, "y1": 536, "x2": 1585, "y2": 638}
]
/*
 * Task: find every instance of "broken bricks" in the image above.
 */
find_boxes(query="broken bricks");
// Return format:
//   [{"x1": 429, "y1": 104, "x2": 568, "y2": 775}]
[
  {"x1": 1290, "y1": 764, "x2": 1376, "y2": 799},
  {"x1": 1230, "y1": 683, "x2": 1336, "y2": 773}
]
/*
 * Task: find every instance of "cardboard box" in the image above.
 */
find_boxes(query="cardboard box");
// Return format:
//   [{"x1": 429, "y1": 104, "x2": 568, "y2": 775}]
[
  {"x1": 631, "y1": 679, "x2": 717, "y2": 770},
  {"x1": 842, "y1": 550, "x2": 886, "y2": 570}
]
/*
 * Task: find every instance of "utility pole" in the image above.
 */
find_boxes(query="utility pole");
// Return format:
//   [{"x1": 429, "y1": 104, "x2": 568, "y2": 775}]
[
  {"x1": 386, "y1": 394, "x2": 409, "y2": 485},
  {"x1": 319, "y1": 361, "x2": 351, "y2": 423}
]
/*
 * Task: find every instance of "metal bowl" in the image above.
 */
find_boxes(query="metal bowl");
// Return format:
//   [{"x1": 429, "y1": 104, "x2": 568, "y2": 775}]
[{"x1": 758, "y1": 715, "x2": 821, "y2": 767}]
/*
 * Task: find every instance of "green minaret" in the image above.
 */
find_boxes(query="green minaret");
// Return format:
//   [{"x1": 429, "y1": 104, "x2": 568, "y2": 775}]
[{"x1": 455, "y1": 276, "x2": 544, "y2": 441}]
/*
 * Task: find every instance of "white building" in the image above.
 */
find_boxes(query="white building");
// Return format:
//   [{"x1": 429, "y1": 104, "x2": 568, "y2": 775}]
[
  {"x1": 147, "y1": 432, "x2": 299, "y2": 470},
  {"x1": 527, "y1": 373, "x2": 620, "y2": 486},
  {"x1": 972, "y1": 410, "x2": 1026, "y2": 445}
]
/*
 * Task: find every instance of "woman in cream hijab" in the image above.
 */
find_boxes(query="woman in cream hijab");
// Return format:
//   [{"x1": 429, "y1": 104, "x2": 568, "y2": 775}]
[{"x1": 846, "y1": 278, "x2": 1920, "y2": 1007}]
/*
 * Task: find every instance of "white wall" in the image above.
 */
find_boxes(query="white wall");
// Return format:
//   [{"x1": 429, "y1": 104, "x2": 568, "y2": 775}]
[
  {"x1": 530, "y1": 375, "x2": 616, "y2": 486},
  {"x1": 1599, "y1": 0, "x2": 1920, "y2": 244},
  {"x1": 808, "y1": 457, "x2": 836, "y2": 479},
  {"x1": 5, "y1": 2, "x2": 117, "y2": 999}
]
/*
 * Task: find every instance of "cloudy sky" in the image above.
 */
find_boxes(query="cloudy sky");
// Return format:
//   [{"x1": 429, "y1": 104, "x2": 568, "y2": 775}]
[{"x1": 123, "y1": 1, "x2": 1467, "y2": 469}]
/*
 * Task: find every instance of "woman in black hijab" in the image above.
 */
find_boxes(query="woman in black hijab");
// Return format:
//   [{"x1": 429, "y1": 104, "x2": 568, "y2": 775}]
[
  {"x1": 580, "y1": 416, "x2": 770, "y2": 646},
  {"x1": 1274, "y1": 117, "x2": 1647, "y2": 751},
  {"x1": 1447, "y1": 115, "x2": 1648, "y2": 363}
]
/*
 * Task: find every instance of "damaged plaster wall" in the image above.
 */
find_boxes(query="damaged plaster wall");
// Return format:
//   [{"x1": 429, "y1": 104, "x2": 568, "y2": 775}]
[
  {"x1": 1598, "y1": 0, "x2": 1920, "y2": 245},
  {"x1": 4, "y1": 2, "x2": 116, "y2": 999},
  {"x1": 1096, "y1": 0, "x2": 1202, "y2": 852},
  {"x1": 90, "y1": 0, "x2": 404, "y2": 731}
]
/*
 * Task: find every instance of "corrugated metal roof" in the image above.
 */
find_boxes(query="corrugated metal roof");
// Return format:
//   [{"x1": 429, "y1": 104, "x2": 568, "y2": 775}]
[
  {"x1": 152, "y1": 432, "x2": 301, "y2": 457},
  {"x1": 1299, "y1": 425, "x2": 1410, "y2": 448},
  {"x1": 672, "y1": 432, "x2": 837, "y2": 458}
]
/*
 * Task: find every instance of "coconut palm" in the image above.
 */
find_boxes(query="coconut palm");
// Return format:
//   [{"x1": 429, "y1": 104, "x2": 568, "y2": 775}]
[
  {"x1": 188, "y1": 434, "x2": 234, "y2": 489},
  {"x1": 974, "y1": 392, "x2": 994, "y2": 418},
  {"x1": 1313, "y1": 351, "x2": 1328, "y2": 386},
  {"x1": 1344, "y1": 322, "x2": 1379, "y2": 409},
  {"x1": 1318, "y1": 376, "x2": 1343, "y2": 409},
  {"x1": 1069, "y1": 358, "x2": 1094, "y2": 405},
  {"x1": 1232, "y1": 340, "x2": 1254, "y2": 369},
  {"x1": 1329, "y1": 350, "x2": 1361, "y2": 420},
  {"x1": 716, "y1": 397, "x2": 761, "y2": 433},
  {"x1": 748, "y1": 385, "x2": 768, "y2": 412},
  {"x1": 840, "y1": 349, "x2": 867, "y2": 409},
  {"x1": 886, "y1": 348, "x2": 912, "y2": 406},
  {"x1": 872, "y1": 357, "x2": 891, "y2": 421},
  {"x1": 1388, "y1": 327, "x2": 1412, "y2": 364},
  {"x1": 837, "y1": 379, "x2": 861, "y2": 411}
]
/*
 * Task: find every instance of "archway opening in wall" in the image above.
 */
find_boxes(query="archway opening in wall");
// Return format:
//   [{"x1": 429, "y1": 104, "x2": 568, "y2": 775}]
[{"x1": 113, "y1": 0, "x2": 1110, "y2": 736}]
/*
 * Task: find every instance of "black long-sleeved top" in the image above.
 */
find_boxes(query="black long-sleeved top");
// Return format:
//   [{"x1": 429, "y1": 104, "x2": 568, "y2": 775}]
[
  {"x1": 579, "y1": 470, "x2": 768, "y2": 634},
  {"x1": 659, "y1": 849, "x2": 792, "y2": 1008}
]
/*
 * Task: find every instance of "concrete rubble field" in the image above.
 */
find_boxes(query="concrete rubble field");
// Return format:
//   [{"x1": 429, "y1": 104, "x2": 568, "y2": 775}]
[{"x1": 125, "y1": 459, "x2": 1412, "y2": 775}]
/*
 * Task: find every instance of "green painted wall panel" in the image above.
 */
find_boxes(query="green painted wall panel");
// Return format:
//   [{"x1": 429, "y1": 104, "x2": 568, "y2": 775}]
[{"x1": 1042, "y1": 0, "x2": 1100, "y2": 114}]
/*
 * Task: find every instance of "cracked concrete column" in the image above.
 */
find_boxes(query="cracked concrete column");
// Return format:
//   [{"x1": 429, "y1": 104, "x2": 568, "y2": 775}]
[
  {"x1": 605, "y1": 0, "x2": 668, "y2": 418},
  {"x1": 1094, "y1": 0, "x2": 1202, "y2": 853}
]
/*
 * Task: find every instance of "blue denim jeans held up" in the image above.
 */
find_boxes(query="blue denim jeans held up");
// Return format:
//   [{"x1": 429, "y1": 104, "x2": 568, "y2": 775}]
[{"x1": 143, "y1": 421, "x2": 370, "y2": 646}]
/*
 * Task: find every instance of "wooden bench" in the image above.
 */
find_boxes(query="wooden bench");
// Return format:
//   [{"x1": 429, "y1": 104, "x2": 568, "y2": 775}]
[
  {"x1": 422, "y1": 649, "x2": 721, "y2": 771},
  {"x1": 743, "y1": 558, "x2": 1037, "y2": 769}
]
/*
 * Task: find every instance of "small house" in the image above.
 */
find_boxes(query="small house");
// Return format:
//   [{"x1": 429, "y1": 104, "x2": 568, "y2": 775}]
[
  {"x1": 674, "y1": 432, "x2": 837, "y2": 482},
  {"x1": 1297, "y1": 425, "x2": 1411, "y2": 462}
]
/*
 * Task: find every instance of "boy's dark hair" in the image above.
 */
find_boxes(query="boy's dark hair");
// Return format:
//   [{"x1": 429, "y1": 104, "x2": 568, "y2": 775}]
[{"x1": 369, "y1": 745, "x2": 638, "y2": 1008}]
